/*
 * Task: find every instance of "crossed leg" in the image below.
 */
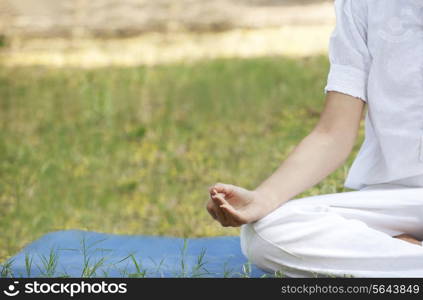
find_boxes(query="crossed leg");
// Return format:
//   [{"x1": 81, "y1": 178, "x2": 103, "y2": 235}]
[{"x1": 240, "y1": 187, "x2": 423, "y2": 277}]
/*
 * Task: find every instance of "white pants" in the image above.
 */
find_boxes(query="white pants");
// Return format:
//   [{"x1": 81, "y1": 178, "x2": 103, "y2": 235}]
[{"x1": 240, "y1": 183, "x2": 423, "y2": 277}]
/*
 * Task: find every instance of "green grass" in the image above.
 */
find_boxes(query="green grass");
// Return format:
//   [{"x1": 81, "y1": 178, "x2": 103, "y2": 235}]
[
  {"x1": 0, "y1": 35, "x2": 6, "y2": 48},
  {"x1": 0, "y1": 55, "x2": 364, "y2": 263}
]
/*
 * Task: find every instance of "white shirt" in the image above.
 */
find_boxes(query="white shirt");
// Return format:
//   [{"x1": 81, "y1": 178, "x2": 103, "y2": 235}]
[{"x1": 324, "y1": 0, "x2": 423, "y2": 190}]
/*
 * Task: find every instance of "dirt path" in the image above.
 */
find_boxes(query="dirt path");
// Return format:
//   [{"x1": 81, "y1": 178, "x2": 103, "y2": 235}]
[
  {"x1": 0, "y1": 1, "x2": 335, "y2": 67},
  {"x1": 0, "y1": 25, "x2": 333, "y2": 68}
]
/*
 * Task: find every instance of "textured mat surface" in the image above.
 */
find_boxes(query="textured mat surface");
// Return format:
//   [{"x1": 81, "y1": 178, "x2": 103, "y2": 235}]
[{"x1": 7, "y1": 230, "x2": 268, "y2": 278}]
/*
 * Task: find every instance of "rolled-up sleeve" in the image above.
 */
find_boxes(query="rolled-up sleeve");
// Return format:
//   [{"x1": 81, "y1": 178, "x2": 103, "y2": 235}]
[{"x1": 324, "y1": 0, "x2": 371, "y2": 102}]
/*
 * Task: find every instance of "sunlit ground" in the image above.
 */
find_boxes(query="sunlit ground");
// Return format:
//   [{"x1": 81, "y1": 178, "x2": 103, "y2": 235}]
[{"x1": 0, "y1": 25, "x2": 333, "y2": 68}]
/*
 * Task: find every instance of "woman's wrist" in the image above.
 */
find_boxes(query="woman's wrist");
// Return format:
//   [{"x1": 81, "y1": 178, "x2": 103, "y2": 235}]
[{"x1": 252, "y1": 186, "x2": 284, "y2": 214}]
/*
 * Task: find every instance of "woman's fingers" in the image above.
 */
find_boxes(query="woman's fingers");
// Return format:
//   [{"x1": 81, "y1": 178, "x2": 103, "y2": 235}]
[
  {"x1": 210, "y1": 195, "x2": 231, "y2": 226},
  {"x1": 206, "y1": 202, "x2": 218, "y2": 220},
  {"x1": 215, "y1": 207, "x2": 229, "y2": 226},
  {"x1": 210, "y1": 210, "x2": 218, "y2": 220},
  {"x1": 219, "y1": 204, "x2": 247, "y2": 225},
  {"x1": 211, "y1": 193, "x2": 245, "y2": 226},
  {"x1": 211, "y1": 192, "x2": 229, "y2": 206},
  {"x1": 207, "y1": 187, "x2": 245, "y2": 227},
  {"x1": 210, "y1": 195, "x2": 229, "y2": 225},
  {"x1": 209, "y1": 183, "x2": 234, "y2": 198}
]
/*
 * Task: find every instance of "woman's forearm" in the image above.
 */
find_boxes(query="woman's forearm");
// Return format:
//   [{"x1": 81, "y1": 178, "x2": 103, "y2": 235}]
[
  {"x1": 254, "y1": 127, "x2": 357, "y2": 211},
  {"x1": 206, "y1": 92, "x2": 364, "y2": 226},
  {"x1": 253, "y1": 91, "x2": 365, "y2": 213}
]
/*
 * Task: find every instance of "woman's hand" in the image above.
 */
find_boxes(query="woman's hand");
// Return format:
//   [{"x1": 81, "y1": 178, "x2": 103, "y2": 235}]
[{"x1": 206, "y1": 182, "x2": 274, "y2": 227}]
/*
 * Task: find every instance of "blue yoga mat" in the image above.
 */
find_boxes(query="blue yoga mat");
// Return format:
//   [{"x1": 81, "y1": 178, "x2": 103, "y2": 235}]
[{"x1": 6, "y1": 230, "x2": 269, "y2": 278}]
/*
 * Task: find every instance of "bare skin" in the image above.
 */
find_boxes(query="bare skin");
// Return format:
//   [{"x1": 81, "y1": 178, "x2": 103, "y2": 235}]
[
  {"x1": 394, "y1": 234, "x2": 422, "y2": 246},
  {"x1": 206, "y1": 91, "x2": 422, "y2": 246}
]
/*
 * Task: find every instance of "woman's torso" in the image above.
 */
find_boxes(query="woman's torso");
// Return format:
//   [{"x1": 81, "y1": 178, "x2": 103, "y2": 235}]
[{"x1": 345, "y1": 0, "x2": 423, "y2": 190}]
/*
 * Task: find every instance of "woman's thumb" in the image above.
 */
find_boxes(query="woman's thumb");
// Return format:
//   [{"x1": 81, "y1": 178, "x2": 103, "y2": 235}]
[{"x1": 209, "y1": 182, "x2": 234, "y2": 196}]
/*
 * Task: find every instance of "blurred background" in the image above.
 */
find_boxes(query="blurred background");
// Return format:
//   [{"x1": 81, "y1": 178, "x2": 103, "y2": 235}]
[
  {"x1": 0, "y1": 0, "x2": 335, "y2": 66},
  {"x1": 0, "y1": 0, "x2": 363, "y2": 263}
]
